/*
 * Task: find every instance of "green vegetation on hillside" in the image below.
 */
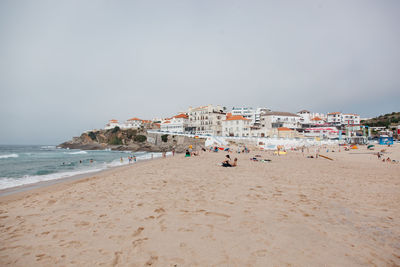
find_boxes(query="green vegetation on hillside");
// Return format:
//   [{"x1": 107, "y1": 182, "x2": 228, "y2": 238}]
[
  {"x1": 361, "y1": 112, "x2": 400, "y2": 128},
  {"x1": 134, "y1": 135, "x2": 147, "y2": 142},
  {"x1": 109, "y1": 136, "x2": 123, "y2": 145}
]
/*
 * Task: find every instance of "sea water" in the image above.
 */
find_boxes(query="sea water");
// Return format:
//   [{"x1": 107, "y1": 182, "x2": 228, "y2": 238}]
[{"x1": 0, "y1": 145, "x2": 162, "y2": 190}]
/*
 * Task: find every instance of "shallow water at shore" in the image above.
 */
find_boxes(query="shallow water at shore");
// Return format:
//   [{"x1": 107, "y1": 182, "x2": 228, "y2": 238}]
[{"x1": 0, "y1": 145, "x2": 161, "y2": 189}]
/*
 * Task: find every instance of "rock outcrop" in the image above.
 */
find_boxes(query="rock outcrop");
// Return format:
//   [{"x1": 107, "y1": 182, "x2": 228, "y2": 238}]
[{"x1": 58, "y1": 128, "x2": 205, "y2": 153}]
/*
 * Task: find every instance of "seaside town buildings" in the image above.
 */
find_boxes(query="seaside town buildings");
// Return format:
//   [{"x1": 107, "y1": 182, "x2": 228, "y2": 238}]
[
  {"x1": 160, "y1": 114, "x2": 189, "y2": 133},
  {"x1": 104, "y1": 105, "x2": 369, "y2": 139},
  {"x1": 222, "y1": 114, "x2": 251, "y2": 137},
  {"x1": 230, "y1": 107, "x2": 271, "y2": 124},
  {"x1": 187, "y1": 105, "x2": 226, "y2": 136}
]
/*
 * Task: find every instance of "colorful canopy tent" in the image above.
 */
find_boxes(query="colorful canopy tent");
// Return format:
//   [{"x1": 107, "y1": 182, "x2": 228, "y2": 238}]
[{"x1": 379, "y1": 136, "x2": 393, "y2": 145}]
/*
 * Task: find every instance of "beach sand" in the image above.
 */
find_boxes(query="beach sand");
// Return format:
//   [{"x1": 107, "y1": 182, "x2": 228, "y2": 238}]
[{"x1": 1, "y1": 144, "x2": 399, "y2": 266}]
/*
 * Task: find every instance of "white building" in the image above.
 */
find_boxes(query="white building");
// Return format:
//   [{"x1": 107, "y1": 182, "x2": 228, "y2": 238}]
[
  {"x1": 105, "y1": 119, "x2": 120, "y2": 130},
  {"x1": 327, "y1": 112, "x2": 360, "y2": 128},
  {"x1": 327, "y1": 112, "x2": 343, "y2": 126},
  {"x1": 342, "y1": 113, "x2": 360, "y2": 125},
  {"x1": 310, "y1": 117, "x2": 325, "y2": 126},
  {"x1": 262, "y1": 111, "x2": 301, "y2": 129},
  {"x1": 297, "y1": 110, "x2": 312, "y2": 124},
  {"x1": 222, "y1": 114, "x2": 251, "y2": 137},
  {"x1": 122, "y1": 117, "x2": 143, "y2": 129},
  {"x1": 297, "y1": 110, "x2": 327, "y2": 126},
  {"x1": 160, "y1": 114, "x2": 189, "y2": 133},
  {"x1": 187, "y1": 105, "x2": 226, "y2": 135},
  {"x1": 231, "y1": 107, "x2": 271, "y2": 125}
]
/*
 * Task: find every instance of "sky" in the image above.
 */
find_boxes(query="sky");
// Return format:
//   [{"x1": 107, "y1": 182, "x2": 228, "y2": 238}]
[{"x1": 0, "y1": 0, "x2": 399, "y2": 145}]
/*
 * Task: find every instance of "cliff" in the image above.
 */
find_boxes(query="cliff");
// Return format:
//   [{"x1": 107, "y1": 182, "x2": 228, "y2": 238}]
[{"x1": 58, "y1": 128, "x2": 205, "y2": 153}]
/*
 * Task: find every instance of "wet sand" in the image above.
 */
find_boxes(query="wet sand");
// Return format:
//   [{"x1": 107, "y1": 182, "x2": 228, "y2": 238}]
[{"x1": 0, "y1": 144, "x2": 399, "y2": 266}]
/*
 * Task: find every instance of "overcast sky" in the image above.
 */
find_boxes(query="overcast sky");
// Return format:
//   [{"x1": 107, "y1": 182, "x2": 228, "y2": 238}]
[{"x1": 1, "y1": 0, "x2": 399, "y2": 145}]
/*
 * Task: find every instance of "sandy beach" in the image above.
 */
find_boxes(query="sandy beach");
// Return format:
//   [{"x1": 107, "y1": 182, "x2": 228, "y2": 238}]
[{"x1": 1, "y1": 144, "x2": 399, "y2": 266}]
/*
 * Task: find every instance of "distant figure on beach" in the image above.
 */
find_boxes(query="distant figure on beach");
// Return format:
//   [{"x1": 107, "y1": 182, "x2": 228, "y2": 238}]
[
  {"x1": 185, "y1": 149, "x2": 191, "y2": 157},
  {"x1": 172, "y1": 148, "x2": 175, "y2": 156},
  {"x1": 133, "y1": 156, "x2": 137, "y2": 162},
  {"x1": 120, "y1": 157, "x2": 123, "y2": 163},
  {"x1": 128, "y1": 156, "x2": 132, "y2": 164},
  {"x1": 90, "y1": 159, "x2": 93, "y2": 163},
  {"x1": 386, "y1": 157, "x2": 391, "y2": 162},
  {"x1": 162, "y1": 152, "x2": 166, "y2": 158}
]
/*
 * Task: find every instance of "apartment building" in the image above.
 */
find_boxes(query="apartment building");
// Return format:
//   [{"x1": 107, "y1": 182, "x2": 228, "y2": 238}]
[{"x1": 187, "y1": 105, "x2": 226, "y2": 135}]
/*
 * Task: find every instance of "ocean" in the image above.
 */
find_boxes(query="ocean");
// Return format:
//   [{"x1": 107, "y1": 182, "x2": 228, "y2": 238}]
[{"x1": 0, "y1": 145, "x2": 163, "y2": 190}]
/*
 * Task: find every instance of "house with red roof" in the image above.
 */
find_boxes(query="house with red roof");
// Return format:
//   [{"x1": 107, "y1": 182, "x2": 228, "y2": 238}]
[
  {"x1": 222, "y1": 114, "x2": 251, "y2": 137},
  {"x1": 160, "y1": 113, "x2": 189, "y2": 133},
  {"x1": 105, "y1": 119, "x2": 121, "y2": 130}
]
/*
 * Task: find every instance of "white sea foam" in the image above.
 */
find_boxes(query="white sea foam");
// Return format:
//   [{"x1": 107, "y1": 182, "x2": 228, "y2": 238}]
[
  {"x1": 40, "y1": 145, "x2": 56, "y2": 150},
  {"x1": 65, "y1": 151, "x2": 88, "y2": 155},
  {"x1": 0, "y1": 154, "x2": 18, "y2": 159},
  {"x1": 0, "y1": 167, "x2": 106, "y2": 190}
]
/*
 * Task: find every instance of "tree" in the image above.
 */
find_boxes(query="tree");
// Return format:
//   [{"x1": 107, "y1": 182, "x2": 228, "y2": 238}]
[
  {"x1": 134, "y1": 135, "x2": 147, "y2": 142},
  {"x1": 112, "y1": 126, "x2": 120, "y2": 133},
  {"x1": 161, "y1": 134, "x2": 168, "y2": 142}
]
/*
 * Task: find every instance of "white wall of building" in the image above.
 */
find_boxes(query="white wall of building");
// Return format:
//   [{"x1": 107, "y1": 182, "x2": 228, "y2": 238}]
[{"x1": 222, "y1": 116, "x2": 251, "y2": 137}]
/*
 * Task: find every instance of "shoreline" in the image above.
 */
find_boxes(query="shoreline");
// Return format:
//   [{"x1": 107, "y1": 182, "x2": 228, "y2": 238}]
[{"x1": 0, "y1": 154, "x2": 168, "y2": 199}]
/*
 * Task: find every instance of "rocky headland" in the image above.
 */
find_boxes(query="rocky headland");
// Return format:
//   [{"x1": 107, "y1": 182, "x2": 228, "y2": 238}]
[{"x1": 58, "y1": 127, "x2": 205, "y2": 153}]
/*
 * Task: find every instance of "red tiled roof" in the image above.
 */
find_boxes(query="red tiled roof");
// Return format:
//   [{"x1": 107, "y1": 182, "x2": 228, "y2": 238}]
[
  {"x1": 328, "y1": 112, "x2": 341, "y2": 115},
  {"x1": 127, "y1": 117, "x2": 142, "y2": 121},
  {"x1": 174, "y1": 114, "x2": 188, "y2": 119},
  {"x1": 278, "y1": 127, "x2": 292, "y2": 131},
  {"x1": 225, "y1": 115, "x2": 249, "y2": 121},
  {"x1": 109, "y1": 119, "x2": 118, "y2": 123},
  {"x1": 311, "y1": 117, "x2": 322, "y2": 121}
]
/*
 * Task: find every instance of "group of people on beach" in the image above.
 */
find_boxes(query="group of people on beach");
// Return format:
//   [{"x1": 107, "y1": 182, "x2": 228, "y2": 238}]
[
  {"x1": 376, "y1": 152, "x2": 397, "y2": 163},
  {"x1": 126, "y1": 155, "x2": 136, "y2": 164}
]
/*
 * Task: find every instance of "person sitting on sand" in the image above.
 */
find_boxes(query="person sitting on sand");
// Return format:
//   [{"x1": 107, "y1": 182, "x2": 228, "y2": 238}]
[
  {"x1": 222, "y1": 155, "x2": 232, "y2": 167},
  {"x1": 231, "y1": 158, "x2": 238, "y2": 167},
  {"x1": 386, "y1": 157, "x2": 391, "y2": 162},
  {"x1": 185, "y1": 149, "x2": 191, "y2": 157}
]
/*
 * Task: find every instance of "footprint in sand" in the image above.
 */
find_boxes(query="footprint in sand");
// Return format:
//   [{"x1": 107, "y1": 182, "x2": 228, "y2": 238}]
[
  {"x1": 132, "y1": 227, "x2": 144, "y2": 237},
  {"x1": 145, "y1": 255, "x2": 158, "y2": 266},
  {"x1": 252, "y1": 249, "x2": 268, "y2": 257},
  {"x1": 205, "y1": 212, "x2": 230, "y2": 218}
]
